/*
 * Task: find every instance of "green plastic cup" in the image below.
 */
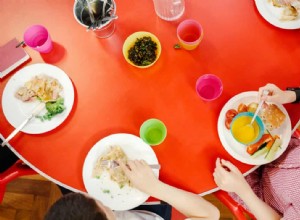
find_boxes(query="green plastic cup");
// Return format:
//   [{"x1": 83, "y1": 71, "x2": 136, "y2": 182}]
[{"x1": 139, "y1": 119, "x2": 167, "y2": 146}]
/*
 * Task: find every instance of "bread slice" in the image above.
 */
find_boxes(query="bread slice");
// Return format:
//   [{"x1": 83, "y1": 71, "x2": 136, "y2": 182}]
[{"x1": 259, "y1": 104, "x2": 286, "y2": 131}]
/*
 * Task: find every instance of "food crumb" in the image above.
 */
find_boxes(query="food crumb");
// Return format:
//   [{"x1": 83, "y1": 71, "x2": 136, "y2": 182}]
[
  {"x1": 174, "y1": 43, "x2": 181, "y2": 49},
  {"x1": 102, "y1": 189, "x2": 110, "y2": 194}
]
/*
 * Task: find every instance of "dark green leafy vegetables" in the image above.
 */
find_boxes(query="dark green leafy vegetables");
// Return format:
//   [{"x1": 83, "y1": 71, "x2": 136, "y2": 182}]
[
  {"x1": 36, "y1": 97, "x2": 65, "y2": 121},
  {"x1": 128, "y1": 36, "x2": 157, "y2": 66}
]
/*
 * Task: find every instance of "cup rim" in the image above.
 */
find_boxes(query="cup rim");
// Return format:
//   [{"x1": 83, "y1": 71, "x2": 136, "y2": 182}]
[
  {"x1": 24, "y1": 24, "x2": 49, "y2": 40},
  {"x1": 195, "y1": 74, "x2": 223, "y2": 101}
]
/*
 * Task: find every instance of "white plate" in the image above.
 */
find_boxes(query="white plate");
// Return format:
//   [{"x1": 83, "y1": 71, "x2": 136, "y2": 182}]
[
  {"x1": 2, "y1": 63, "x2": 74, "y2": 134},
  {"x1": 217, "y1": 91, "x2": 291, "y2": 165},
  {"x1": 82, "y1": 133, "x2": 159, "y2": 211},
  {"x1": 255, "y1": 0, "x2": 300, "y2": 29}
]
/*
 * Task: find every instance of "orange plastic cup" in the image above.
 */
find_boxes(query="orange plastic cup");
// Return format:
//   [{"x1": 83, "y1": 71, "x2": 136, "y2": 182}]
[{"x1": 177, "y1": 19, "x2": 203, "y2": 50}]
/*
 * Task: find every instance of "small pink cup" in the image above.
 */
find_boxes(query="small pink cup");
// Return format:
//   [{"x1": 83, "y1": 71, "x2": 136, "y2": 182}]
[
  {"x1": 196, "y1": 74, "x2": 223, "y2": 101},
  {"x1": 23, "y1": 25, "x2": 53, "y2": 53}
]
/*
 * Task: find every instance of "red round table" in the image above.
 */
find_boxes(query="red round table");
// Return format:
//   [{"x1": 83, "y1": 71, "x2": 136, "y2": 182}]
[{"x1": 0, "y1": 0, "x2": 300, "y2": 195}]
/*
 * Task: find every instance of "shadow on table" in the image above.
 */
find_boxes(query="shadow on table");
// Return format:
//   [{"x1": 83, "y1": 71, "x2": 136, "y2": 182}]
[{"x1": 41, "y1": 42, "x2": 66, "y2": 64}]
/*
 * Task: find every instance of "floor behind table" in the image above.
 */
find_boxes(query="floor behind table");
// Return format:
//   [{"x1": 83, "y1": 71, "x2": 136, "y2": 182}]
[{"x1": 0, "y1": 175, "x2": 236, "y2": 220}]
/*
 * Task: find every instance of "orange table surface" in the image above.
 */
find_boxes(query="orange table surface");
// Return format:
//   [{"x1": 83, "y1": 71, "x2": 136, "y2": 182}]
[{"x1": 1, "y1": 0, "x2": 300, "y2": 195}]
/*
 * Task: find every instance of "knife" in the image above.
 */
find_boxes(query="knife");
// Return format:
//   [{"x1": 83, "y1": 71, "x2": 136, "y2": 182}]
[{"x1": 1, "y1": 102, "x2": 45, "y2": 147}]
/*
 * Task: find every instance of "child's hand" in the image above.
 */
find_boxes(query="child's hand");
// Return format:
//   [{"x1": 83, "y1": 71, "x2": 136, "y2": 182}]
[
  {"x1": 213, "y1": 158, "x2": 250, "y2": 195},
  {"x1": 258, "y1": 83, "x2": 296, "y2": 104},
  {"x1": 119, "y1": 160, "x2": 159, "y2": 195}
]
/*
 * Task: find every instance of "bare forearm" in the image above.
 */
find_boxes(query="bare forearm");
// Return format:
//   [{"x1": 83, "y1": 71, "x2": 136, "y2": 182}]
[
  {"x1": 237, "y1": 187, "x2": 281, "y2": 220},
  {"x1": 149, "y1": 181, "x2": 219, "y2": 219},
  {"x1": 284, "y1": 90, "x2": 296, "y2": 103}
]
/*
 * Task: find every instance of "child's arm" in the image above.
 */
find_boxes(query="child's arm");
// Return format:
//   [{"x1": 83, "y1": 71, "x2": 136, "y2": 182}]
[
  {"x1": 213, "y1": 158, "x2": 281, "y2": 220},
  {"x1": 120, "y1": 160, "x2": 220, "y2": 220}
]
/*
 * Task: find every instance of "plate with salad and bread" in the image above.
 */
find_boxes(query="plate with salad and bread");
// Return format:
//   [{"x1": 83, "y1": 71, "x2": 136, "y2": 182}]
[{"x1": 217, "y1": 91, "x2": 291, "y2": 165}]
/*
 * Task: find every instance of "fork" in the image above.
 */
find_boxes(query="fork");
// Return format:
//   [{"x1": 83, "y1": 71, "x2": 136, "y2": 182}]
[{"x1": 100, "y1": 160, "x2": 161, "y2": 169}]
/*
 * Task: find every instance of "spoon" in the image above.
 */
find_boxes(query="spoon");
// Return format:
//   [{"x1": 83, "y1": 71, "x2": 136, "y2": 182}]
[{"x1": 250, "y1": 90, "x2": 269, "y2": 125}]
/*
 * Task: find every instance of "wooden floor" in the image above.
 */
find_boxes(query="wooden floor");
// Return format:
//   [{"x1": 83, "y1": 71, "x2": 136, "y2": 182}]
[{"x1": 0, "y1": 175, "x2": 236, "y2": 220}]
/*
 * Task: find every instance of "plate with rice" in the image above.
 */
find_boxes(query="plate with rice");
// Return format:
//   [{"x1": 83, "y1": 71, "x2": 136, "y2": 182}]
[{"x1": 82, "y1": 133, "x2": 159, "y2": 211}]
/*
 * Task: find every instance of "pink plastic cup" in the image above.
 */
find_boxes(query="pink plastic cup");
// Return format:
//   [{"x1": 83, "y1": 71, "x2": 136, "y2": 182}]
[
  {"x1": 196, "y1": 74, "x2": 223, "y2": 101},
  {"x1": 23, "y1": 25, "x2": 53, "y2": 53},
  {"x1": 177, "y1": 19, "x2": 203, "y2": 50}
]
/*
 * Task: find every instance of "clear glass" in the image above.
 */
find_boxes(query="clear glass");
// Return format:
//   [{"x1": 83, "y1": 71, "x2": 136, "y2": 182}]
[{"x1": 152, "y1": 0, "x2": 185, "y2": 21}]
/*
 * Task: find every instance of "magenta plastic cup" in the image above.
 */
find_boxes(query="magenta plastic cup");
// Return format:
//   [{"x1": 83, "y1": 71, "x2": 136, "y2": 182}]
[
  {"x1": 23, "y1": 25, "x2": 53, "y2": 53},
  {"x1": 177, "y1": 19, "x2": 203, "y2": 50},
  {"x1": 196, "y1": 74, "x2": 223, "y2": 101}
]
